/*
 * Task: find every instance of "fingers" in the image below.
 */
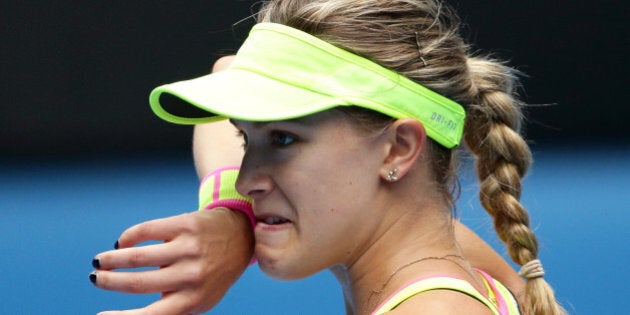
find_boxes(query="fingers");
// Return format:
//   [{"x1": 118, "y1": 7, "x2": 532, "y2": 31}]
[
  {"x1": 90, "y1": 210, "x2": 253, "y2": 314},
  {"x1": 91, "y1": 262, "x2": 204, "y2": 294},
  {"x1": 91, "y1": 269, "x2": 166, "y2": 294},
  {"x1": 116, "y1": 214, "x2": 191, "y2": 249},
  {"x1": 95, "y1": 242, "x2": 184, "y2": 270},
  {"x1": 94, "y1": 210, "x2": 248, "y2": 272}
]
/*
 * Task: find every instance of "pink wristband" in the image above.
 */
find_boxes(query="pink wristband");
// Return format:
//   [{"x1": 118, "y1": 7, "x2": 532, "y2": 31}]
[{"x1": 199, "y1": 166, "x2": 256, "y2": 229}]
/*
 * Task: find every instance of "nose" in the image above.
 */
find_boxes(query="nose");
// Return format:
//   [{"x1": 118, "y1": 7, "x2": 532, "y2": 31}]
[{"x1": 235, "y1": 152, "x2": 273, "y2": 199}]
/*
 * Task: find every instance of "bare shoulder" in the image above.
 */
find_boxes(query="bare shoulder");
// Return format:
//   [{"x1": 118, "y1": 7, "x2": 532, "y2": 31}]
[{"x1": 384, "y1": 289, "x2": 494, "y2": 315}]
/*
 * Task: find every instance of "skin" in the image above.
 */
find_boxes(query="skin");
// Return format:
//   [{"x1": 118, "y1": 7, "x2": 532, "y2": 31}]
[
  {"x1": 90, "y1": 60, "x2": 254, "y2": 314},
  {"x1": 92, "y1": 209, "x2": 252, "y2": 315},
  {"x1": 234, "y1": 111, "x2": 495, "y2": 314},
  {"x1": 232, "y1": 112, "x2": 390, "y2": 280},
  {"x1": 90, "y1": 56, "x2": 524, "y2": 314}
]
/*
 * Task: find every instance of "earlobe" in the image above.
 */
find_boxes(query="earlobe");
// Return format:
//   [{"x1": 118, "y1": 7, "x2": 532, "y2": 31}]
[
  {"x1": 386, "y1": 168, "x2": 400, "y2": 182},
  {"x1": 380, "y1": 119, "x2": 427, "y2": 181}
]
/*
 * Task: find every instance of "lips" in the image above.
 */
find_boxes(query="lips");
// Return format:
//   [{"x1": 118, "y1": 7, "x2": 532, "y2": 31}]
[
  {"x1": 257, "y1": 215, "x2": 291, "y2": 225},
  {"x1": 260, "y1": 216, "x2": 291, "y2": 225}
]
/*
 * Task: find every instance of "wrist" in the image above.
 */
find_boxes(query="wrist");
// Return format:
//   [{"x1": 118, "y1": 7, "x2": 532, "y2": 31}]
[
  {"x1": 197, "y1": 207, "x2": 252, "y2": 233},
  {"x1": 201, "y1": 206, "x2": 252, "y2": 229},
  {"x1": 194, "y1": 207, "x2": 255, "y2": 265}
]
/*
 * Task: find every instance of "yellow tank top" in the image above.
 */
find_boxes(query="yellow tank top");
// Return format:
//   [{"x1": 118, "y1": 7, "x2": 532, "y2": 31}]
[{"x1": 371, "y1": 269, "x2": 520, "y2": 315}]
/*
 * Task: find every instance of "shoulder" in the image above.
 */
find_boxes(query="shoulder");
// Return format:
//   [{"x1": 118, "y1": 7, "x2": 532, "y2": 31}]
[{"x1": 385, "y1": 289, "x2": 494, "y2": 315}]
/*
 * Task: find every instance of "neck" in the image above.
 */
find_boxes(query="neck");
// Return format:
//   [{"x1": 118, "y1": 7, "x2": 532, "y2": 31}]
[{"x1": 332, "y1": 204, "x2": 466, "y2": 315}]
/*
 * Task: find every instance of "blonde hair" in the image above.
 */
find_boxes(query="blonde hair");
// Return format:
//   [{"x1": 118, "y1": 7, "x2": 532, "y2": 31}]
[{"x1": 256, "y1": 0, "x2": 565, "y2": 314}]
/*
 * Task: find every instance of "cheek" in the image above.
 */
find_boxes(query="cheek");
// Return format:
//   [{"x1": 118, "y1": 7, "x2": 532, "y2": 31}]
[
  {"x1": 302, "y1": 143, "x2": 379, "y2": 198},
  {"x1": 295, "y1": 153, "x2": 379, "y2": 225},
  {"x1": 280, "y1": 134, "x2": 382, "y2": 221}
]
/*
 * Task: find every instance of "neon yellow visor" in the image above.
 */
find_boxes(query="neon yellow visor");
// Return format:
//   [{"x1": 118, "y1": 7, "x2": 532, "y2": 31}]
[{"x1": 150, "y1": 23, "x2": 465, "y2": 148}]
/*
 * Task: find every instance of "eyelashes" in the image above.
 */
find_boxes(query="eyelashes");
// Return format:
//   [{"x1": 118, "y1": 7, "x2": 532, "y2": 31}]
[
  {"x1": 270, "y1": 131, "x2": 296, "y2": 147},
  {"x1": 235, "y1": 129, "x2": 297, "y2": 149}
]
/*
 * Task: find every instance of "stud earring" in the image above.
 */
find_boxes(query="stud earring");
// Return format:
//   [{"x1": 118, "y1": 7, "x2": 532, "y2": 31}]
[{"x1": 387, "y1": 168, "x2": 399, "y2": 182}]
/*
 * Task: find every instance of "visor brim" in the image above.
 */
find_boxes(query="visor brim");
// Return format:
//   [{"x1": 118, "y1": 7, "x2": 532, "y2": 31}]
[{"x1": 150, "y1": 68, "x2": 345, "y2": 125}]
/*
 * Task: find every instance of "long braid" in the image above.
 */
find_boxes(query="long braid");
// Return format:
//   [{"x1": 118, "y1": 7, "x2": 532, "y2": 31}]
[{"x1": 464, "y1": 57, "x2": 566, "y2": 315}]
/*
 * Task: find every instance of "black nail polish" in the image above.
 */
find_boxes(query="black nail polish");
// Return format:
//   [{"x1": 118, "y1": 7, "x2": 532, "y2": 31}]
[
  {"x1": 89, "y1": 271, "x2": 97, "y2": 285},
  {"x1": 92, "y1": 258, "x2": 100, "y2": 269},
  {"x1": 114, "y1": 240, "x2": 119, "y2": 249}
]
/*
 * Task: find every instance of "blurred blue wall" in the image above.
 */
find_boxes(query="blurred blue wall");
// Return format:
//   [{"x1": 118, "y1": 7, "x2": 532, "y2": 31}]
[{"x1": 1, "y1": 144, "x2": 628, "y2": 314}]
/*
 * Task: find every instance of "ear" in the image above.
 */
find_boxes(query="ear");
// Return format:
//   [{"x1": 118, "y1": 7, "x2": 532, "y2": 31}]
[{"x1": 379, "y1": 119, "x2": 427, "y2": 181}]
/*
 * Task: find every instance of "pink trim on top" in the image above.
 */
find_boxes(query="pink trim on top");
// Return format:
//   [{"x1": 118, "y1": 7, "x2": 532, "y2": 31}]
[
  {"x1": 372, "y1": 270, "x2": 512, "y2": 315},
  {"x1": 372, "y1": 273, "x2": 465, "y2": 313},
  {"x1": 212, "y1": 170, "x2": 222, "y2": 201},
  {"x1": 475, "y1": 268, "x2": 509, "y2": 315}
]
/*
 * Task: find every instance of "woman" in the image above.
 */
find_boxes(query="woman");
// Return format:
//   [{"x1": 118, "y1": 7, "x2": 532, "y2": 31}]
[{"x1": 92, "y1": 0, "x2": 564, "y2": 314}]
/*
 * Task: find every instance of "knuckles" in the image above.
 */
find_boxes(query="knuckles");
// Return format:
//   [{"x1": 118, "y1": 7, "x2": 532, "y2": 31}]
[
  {"x1": 124, "y1": 274, "x2": 151, "y2": 294},
  {"x1": 127, "y1": 248, "x2": 148, "y2": 268},
  {"x1": 179, "y1": 264, "x2": 206, "y2": 287},
  {"x1": 132, "y1": 222, "x2": 156, "y2": 241}
]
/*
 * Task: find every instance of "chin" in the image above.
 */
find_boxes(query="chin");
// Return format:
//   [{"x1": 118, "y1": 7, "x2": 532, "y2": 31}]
[{"x1": 257, "y1": 256, "x2": 313, "y2": 281}]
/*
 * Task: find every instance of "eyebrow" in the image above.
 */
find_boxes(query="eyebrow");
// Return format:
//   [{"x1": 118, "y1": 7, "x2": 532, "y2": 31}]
[
  {"x1": 229, "y1": 117, "x2": 313, "y2": 129},
  {"x1": 229, "y1": 119, "x2": 271, "y2": 129}
]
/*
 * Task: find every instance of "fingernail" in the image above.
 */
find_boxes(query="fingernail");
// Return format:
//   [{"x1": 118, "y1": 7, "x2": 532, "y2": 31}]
[
  {"x1": 114, "y1": 240, "x2": 119, "y2": 249},
  {"x1": 89, "y1": 271, "x2": 97, "y2": 285},
  {"x1": 92, "y1": 258, "x2": 100, "y2": 269}
]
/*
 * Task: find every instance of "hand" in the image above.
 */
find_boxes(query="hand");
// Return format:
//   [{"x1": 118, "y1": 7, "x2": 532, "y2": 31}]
[{"x1": 91, "y1": 208, "x2": 254, "y2": 315}]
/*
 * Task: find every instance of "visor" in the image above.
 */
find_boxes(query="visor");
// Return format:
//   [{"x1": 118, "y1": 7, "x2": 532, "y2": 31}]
[{"x1": 149, "y1": 23, "x2": 465, "y2": 148}]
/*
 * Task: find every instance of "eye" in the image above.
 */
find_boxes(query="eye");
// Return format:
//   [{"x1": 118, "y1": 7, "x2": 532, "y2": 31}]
[{"x1": 270, "y1": 131, "x2": 296, "y2": 147}]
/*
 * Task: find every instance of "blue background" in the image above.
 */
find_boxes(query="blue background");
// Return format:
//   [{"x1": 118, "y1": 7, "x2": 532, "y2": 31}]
[
  {"x1": 2, "y1": 1, "x2": 627, "y2": 314},
  {"x1": 1, "y1": 144, "x2": 628, "y2": 314}
]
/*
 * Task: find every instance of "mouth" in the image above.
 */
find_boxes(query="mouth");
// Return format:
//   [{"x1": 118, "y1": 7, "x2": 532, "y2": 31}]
[{"x1": 258, "y1": 216, "x2": 291, "y2": 225}]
